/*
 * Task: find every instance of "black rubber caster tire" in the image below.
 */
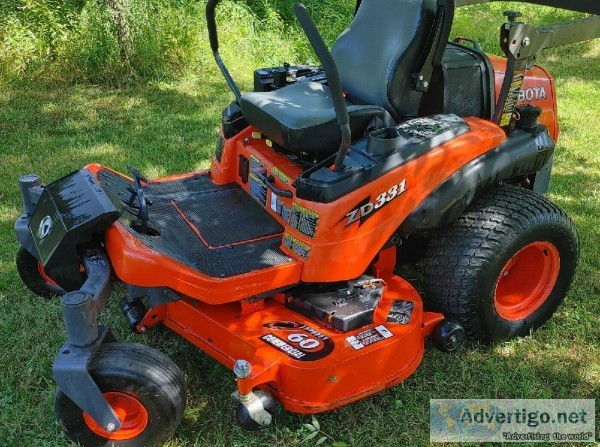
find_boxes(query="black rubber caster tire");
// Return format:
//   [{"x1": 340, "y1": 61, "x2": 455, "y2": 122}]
[
  {"x1": 54, "y1": 342, "x2": 186, "y2": 447},
  {"x1": 424, "y1": 185, "x2": 579, "y2": 342},
  {"x1": 235, "y1": 390, "x2": 276, "y2": 431},
  {"x1": 16, "y1": 246, "x2": 65, "y2": 298},
  {"x1": 431, "y1": 320, "x2": 465, "y2": 352}
]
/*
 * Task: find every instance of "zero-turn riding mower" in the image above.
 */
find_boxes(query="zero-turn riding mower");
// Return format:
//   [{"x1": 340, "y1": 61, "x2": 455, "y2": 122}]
[{"x1": 13, "y1": 0, "x2": 600, "y2": 445}]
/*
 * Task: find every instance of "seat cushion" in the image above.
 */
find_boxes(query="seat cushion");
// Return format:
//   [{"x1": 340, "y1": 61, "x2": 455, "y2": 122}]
[{"x1": 240, "y1": 82, "x2": 385, "y2": 153}]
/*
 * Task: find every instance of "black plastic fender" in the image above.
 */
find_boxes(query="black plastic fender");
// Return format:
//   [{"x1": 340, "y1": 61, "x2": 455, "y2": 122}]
[
  {"x1": 16, "y1": 169, "x2": 119, "y2": 290},
  {"x1": 399, "y1": 127, "x2": 555, "y2": 234}
]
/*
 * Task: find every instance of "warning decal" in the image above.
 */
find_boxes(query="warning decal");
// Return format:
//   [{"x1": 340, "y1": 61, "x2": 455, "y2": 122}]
[
  {"x1": 290, "y1": 203, "x2": 319, "y2": 238},
  {"x1": 386, "y1": 300, "x2": 415, "y2": 325},
  {"x1": 250, "y1": 155, "x2": 266, "y2": 176},
  {"x1": 270, "y1": 193, "x2": 292, "y2": 223},
  {"x1": 283, "y1": 233, "x2": 310, "y2": 259},
  {"x1": 500, "y1": 71, "x2": 525, "y2": 127},
  {"x1": 272, "y1": 167, "x2": 291, "y2": 184},
  {"x1": 249, "y1": 155, "x2": 268, "y2": 206},
  {"x1": 346, "y1": 325, "x2": 393, "y2": 350},
  {"x1": 249, "y1": 173, "x2": 267, "y2": 206}
]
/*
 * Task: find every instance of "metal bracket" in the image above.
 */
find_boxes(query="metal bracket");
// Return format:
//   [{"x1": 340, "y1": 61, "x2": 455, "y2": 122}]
[
  {"x1": 455, "y1": 0, "x2": 600, "y2": 15},
  {"x1": 61, "y1": 247, "x2": 112, "y2": 346},
  {"x1": 53, "y1": 247, "x2": 121, "y2": 431},
  {"x1": 126, "y1": 284, "x2": 181, "y2": 307},
  {"x1": 492, "y1": 13, "x2": 600, "y2": 131},
  {"x1": 53, "y1": 327, "x2": 121, "y2": 432},
  {"x1": 231, "y1": 390, "x2": 274, "y2": 427}
]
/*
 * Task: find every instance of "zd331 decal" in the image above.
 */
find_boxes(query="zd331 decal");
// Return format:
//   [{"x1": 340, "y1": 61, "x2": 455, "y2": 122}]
[{"x1": 344, "y1": 179, "x2": 407, "y2": 227}]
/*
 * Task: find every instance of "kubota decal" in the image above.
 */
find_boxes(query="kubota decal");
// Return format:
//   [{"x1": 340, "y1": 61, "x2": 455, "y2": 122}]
[
  {"x1": 261, "y1": 321, "x2": 334, "y2": 361},
  {"x1": 519, "y1": 86, "x2": 547, "y2": 103},
  {"x1": 344, "y1": 179, "x2": 407, "y2": 227}
]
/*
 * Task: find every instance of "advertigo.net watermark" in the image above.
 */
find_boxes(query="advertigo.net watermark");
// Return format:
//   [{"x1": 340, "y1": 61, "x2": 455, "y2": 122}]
[{"x1": 430, "y1": 399, "x2": 596, "y2": 443}]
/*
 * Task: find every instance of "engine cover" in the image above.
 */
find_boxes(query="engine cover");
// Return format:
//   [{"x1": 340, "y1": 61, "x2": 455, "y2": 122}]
[{"x1": 286, "y1": 276, "x2": 385, "y2": 332}]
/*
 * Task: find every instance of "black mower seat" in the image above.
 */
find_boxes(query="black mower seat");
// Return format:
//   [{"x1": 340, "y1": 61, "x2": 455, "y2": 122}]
[{"x1": 239, "y1": 82, "x2": 387, "y2": 153}]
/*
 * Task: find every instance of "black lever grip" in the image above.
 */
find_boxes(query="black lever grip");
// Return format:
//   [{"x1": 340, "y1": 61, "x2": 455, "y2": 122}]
[
  {"x1": 206, "y1": 0, "x2": 220, "y2": 52},
  {"x1": 260, "y1": 174, "x2": 293, "y2": 198}
]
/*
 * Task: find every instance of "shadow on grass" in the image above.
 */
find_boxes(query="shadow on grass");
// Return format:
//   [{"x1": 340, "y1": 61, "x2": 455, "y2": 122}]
[{"x1": 0, "y1": 77, "x2": 234, "y2": 198}]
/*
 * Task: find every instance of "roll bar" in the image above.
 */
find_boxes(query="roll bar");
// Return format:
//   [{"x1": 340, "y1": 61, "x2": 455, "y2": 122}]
[
  {"x1": 206, "y1": 0, "x2": 352, "y2": 171},
  {"x1": 455, "y1": 0, "x2": 599, "y2": 14},
  {"x1": 491, "y1": 11, "x2": 600, "y2": 129}
]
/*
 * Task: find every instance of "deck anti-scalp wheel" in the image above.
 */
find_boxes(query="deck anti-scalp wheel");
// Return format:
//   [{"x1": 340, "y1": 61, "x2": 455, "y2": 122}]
[
  {"x1": 423, "y1": 185, "x2": 579, "y2": 341},
  {"x1": 431, "y1": 320, "x2": 465, "y2": 352},
  {"x1": 235, "y1": 390, "x2": 277, "y2": 431},
  {"x1": 16, "y1": 246, "x2": 65, "y2": 298},
  {"x1": 54, "y1": 342, "x2": 186, "y2": 447}
]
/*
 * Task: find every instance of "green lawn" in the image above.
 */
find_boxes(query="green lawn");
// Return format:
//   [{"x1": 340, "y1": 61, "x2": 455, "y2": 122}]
[{"x1": 0, "y1": 4, "x2": 599, "y2": 447}]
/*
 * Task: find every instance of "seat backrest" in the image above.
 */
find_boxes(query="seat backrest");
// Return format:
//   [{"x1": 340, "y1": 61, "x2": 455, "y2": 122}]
[{"x1": 331, "y1": 0, "x2": 452, "y2": 120}]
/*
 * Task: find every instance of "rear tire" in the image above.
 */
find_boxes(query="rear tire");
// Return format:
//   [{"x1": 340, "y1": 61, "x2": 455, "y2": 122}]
[
  {"x1": 423, "y1": 185, "x2": 578, "y2": 342},
  {"x1": 55, "y1": 342, "x2": 186, "y2": 447},
  {"x1": 16, "y1": 246, "x2": 64, "y2": 297}
]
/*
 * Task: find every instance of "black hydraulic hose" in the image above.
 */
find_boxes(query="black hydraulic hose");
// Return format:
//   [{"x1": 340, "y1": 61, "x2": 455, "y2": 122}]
[
  {"x1": 294, "y1": 3, "x2": 351, "y2": 171},
  {"x1": 206, "y1": 0, "x2": 242, "y2": 101}
]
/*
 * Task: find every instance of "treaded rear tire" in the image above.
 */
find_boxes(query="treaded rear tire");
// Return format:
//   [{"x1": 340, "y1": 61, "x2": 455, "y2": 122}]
[
  {"x1": 55, "y1": 342, "x2": 187, "y2": 447},
  {"x1": 423, "y1": 185, "x2": 579, "y2": 342}
]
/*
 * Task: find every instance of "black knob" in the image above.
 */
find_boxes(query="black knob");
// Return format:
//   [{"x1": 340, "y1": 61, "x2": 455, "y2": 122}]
[
  {"x1": 503, "y1": 10, "x2": 522, "y2": 23},
  {"x1": 273, "y1": 68, "x2": 287, "y2": 88}
]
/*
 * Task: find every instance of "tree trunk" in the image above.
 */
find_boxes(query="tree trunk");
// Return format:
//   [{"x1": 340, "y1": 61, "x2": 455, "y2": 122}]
[{"x1": 103, "y1": 0, "x2": 134, "y2": 65}]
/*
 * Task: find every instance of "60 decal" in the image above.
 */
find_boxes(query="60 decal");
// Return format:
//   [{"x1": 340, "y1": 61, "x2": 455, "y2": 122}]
[
  {"x1": 287, "y1": 333, "x2": 320, "y2": 349},
  {"x1": 261, "y1": 322, "x2": 334, "y2": 361},
  {"x1": 345, "y1": 179, "x2": 407, "y2": 227}
]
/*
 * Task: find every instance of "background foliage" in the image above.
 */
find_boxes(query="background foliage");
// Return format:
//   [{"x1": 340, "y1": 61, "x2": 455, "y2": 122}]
[
  {"x1": 0, "y1": 1, "x2": 598, "y2": 446},
  {"x1": 0, "y1": 0, "x2": 586, "y2": 85}
]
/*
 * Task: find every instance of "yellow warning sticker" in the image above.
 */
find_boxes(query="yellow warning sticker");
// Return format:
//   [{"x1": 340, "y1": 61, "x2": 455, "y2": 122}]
[
  {"x1": 500, "y1": 71, "x2": 525, "y2": 127},
  {"x1": 290, "y1": 203, "x2": 319, "y2": 238},
  {"x1": 283, "y1": 233, "x2": 310, "y2": 259},
  {"x1": 272, "y1": 167, "x2": 290, "y2": 184}
]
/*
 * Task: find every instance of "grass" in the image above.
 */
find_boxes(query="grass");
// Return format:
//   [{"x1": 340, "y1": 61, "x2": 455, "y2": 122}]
[{"x1": 0, "y1": 2, "x2": 599, "y2": 447}]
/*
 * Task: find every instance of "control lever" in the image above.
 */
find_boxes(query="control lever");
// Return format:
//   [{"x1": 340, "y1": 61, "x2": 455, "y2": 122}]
[
  {"x1": 294, "y1": 3, "x2": 351, "y2": 172},
  {"x1": 125, "y1": 164, "x2": 151, "y2": 232},
  {"x1": 257, "y1": 174, "x2": 293, "y2": 198}
]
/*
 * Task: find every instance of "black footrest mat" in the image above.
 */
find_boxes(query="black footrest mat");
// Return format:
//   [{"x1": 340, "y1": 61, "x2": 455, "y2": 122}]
[
  {"x1": 174, "y1": 188, "x2": 282, "y2": 247},
  {"x1": 98, "y1": 170, "x2": 291, "y2": 278}
]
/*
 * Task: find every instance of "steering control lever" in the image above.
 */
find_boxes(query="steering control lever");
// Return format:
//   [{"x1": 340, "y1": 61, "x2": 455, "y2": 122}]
[
  {"x1": 126, "y1": 164, "x2": 151, "y2": 232},
  {"x1": 294, "y1": 3, "x2": 351, "y2": 172}
]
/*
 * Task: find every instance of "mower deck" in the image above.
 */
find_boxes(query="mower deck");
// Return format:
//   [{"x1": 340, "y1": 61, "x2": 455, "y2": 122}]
[
  {"x1": 140, "y1": 270, "x2": 444, "y2": 413},
  {"x1": 98, "y1": 169, "x2": 295, "y2": 279}
]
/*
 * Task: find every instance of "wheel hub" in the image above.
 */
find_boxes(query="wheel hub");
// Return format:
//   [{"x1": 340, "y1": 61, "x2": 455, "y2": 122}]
[
  {"x1": 494, "y1": 241, "x2": 560, "y2": 321},
  {"x1": 83, "y1": 392, "x2": 149, "y2": 440}
]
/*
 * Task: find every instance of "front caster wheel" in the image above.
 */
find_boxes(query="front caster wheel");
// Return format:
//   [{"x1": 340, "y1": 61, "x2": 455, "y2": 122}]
[
  {"x1": 16, "y1": 246, "x2": 65, "y2": 298},
  {"x1": 235, "y1": 390, "x2": 277, "y2": 431},
  {"x1": 431, "y1": 320, "x2": 465, "y2": 352},
  {"x1": 55, "y1": 342, "x2": 186, "y2": 447}
]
